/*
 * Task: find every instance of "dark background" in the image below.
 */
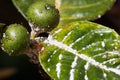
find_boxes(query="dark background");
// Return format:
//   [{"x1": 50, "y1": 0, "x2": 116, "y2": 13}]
[
  {"x1": 94, "y1": 0, "x2": 120, "y2": 34},
  {"x1": 0, "y1": 0, "x2": 120, "y2": 80}
]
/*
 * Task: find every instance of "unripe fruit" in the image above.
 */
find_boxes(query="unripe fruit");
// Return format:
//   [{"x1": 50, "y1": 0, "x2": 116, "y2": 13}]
[
  {"x1": 2, "y1": 24, "x2": 30, "y2": 55},
  {"x1": 26, "y1": 1, "x2": 60, "y2": 32}
]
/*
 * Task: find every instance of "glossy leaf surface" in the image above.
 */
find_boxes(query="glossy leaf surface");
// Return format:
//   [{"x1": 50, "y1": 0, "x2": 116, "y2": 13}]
[
  {"x1": 12, "y1": 0, "x2": 36, "y2": 19},
  {"x1": 39, "y1": 21, "x2": 120, "y2": 80}
]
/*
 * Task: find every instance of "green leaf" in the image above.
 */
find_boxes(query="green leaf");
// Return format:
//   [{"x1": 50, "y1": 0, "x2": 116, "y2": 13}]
[
  {"x1": 39, "y1": 21, "x2": 120, "y2": 80},
  {"x1": 12, "y1": 0, "x2": 36, "y2": 19},
  {"x1": 12, "y1": 0, "x2": 115, "y2": 21},
  {"x1": 57, "y1": 0, "x2": 115, "y2": 22}
]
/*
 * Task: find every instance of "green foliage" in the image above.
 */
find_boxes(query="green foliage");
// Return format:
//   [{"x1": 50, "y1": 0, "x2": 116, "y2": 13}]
[
  {"x1": 12, "y1": 0, "x2": 115, "y2": 26},
  {"x1": 12, "y1": 0, "x2": 35, "y2": 19},
  {"x1": 1, "y1": 0, "x2": 119, "y2": 80},
  {"x1": 58, "y1": 0, "x2": 115, "y2": 20},
  {"x1": 39, "y1": 21, "x2": 120, "y2": 80},
  {"x1": 57, "y1": 0, "x2": 115, "y2": 26}
]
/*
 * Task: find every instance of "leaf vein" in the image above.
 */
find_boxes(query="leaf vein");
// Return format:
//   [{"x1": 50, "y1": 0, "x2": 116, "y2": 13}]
[{"x1": 45, "y1": 35, "x2": 120, "y2": 76}]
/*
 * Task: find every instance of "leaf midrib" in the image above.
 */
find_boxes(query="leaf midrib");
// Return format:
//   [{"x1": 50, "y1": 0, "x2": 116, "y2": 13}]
[{"x1": 44, "y1": 35, "x2": 120, "y2": 76}]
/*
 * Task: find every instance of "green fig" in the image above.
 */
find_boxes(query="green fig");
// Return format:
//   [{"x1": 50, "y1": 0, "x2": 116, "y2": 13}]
[
  {"x1": 2, "y1": 24, "x2": 30, "y2": 55},
  {"x1": 26, "y1": 1, "x2": 60, "y2": 32}
]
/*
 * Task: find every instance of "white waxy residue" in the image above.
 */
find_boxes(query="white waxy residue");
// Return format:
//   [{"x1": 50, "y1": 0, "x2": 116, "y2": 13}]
[
  {"x1": 84, "y1": 74, "x2": 88, "y2": 80},
  {"x1": 62, "y1": 31, "x2": 73, "y2": 42},
  {"x1": 47, "y1": 50, "x2": 57, "y2": 62},
  {"x1": 106, "y1": 51, "x2": 120, "y2": 56},
  {"x1": 59, "y1": 54, "x2": 63, "y2": 60},
  {"x1": 80, "y1": 54, "x2": 120, "y2": 76},
  {"x1": 93, "y1": 52, "x2": 105, "y2": 58},
  {"x1": 45, "y1": 35, "x2": 78, "y2": 54},
  {"x1": 48, "y1": 68, "x2": 50, "y2": 72},
  {"x1": 1, "y1": 47, "x2": 5, "y2": 51},
  {"x1": 103, "y1": 73, "x2": 107, "y2": 78},
  {"x1": 82, "y1": 47, "x2": 86, "y2": 50},
  {"x1": 48, "y1": 54, "x2": 52, "y2": 62},
  {"x1": 72, "y1": 13, "x2": 84, "y2": 19},
  {"x1": 56, "y1": 63, "x2": 61, "y2": 79},
  {"x1": 34, "y1": 27, "x2": 40, "y2": 31},
  {"x1": 48, "y1": 58, "x2": 51, "y2": 62},
  {"x1": 11, "y1": 31, "x2": 16, "y2": 38},
  {"x1": 102, "y1": 58, "x2": 118, "y2": 65},
  {"x1": 69, "y1": 56, "x2": 78, "y2": 80},
  {"x1": 53, "y1": 50, "x2": 57, "y2": 55},
  {"x1": 98, "y1": 15, "x2": 101, "y2": 18},
  {"x1": 70, "y1": 69, "x2": 75, "y2": 80},
  {"x1": 95, "y1": 29, "x2": 112, "y2": 34},
  {"x1": 3, "y1": 33, "x2": 6, "y2": 38},
  {"x1": 84, "y1": 62, "x2": 89, "y2": 72},
  {"x1": 93, "y1": 50, "x2": 120, "y2": 58},
  {"x1": 101, "y1": 41, "x2": 105, "y2": 47},
  {"x1": 41, "y1": 47, "x2": 45, "y2": 52},
  {"x1": 45, "y1": 35, "x2": 120, "y2": 77},
  {"x1": 71, "y1": 56, "x2": 78, "y2": 68},
  {"x1": 84, "y1": 62, "x2": 89, "y2": 80},
  {"x1": 100, "y1": 33, "x2": 103, "y2": 36},
  {"x1": 52, "y1": 29, "x2": 62, "y2": 36},
  {"x1": 46, "y1": 5, "x2": 51, "y2": 10},
  {"x1": 69, "y1": 35, "x2": 85, "y2": 47},
  {"x1": 69, "y1": 31, "x2": 91, "y2": 47},
  {"x1": 81, "y1": 42, "x2": 96, "y2": 50},
  {"x1": 93, "y1": 48, "x2": 103, "y2": 52}
]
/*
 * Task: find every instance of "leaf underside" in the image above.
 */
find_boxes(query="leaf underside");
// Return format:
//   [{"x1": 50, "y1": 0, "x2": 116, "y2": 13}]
[{"x1": 39, "y1": 21, "x2": 120, "y2": 80}]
